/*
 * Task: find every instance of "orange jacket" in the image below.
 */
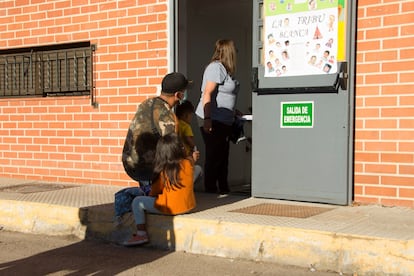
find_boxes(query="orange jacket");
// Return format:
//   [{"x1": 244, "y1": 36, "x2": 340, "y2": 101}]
[{"x1": 150, "y1": 159, "x2": 196, "y2": 215}]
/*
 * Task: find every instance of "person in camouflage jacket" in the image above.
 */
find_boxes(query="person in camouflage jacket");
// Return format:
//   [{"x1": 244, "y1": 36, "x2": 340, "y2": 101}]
[{"x1": 122, "y1": 72, "x2": 192, "y2": 186}]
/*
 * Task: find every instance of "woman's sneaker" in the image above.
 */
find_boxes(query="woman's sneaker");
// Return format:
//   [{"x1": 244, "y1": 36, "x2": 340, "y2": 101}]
[{"x1": 122, "y1": 233, "x2": 149, "y2": 246}]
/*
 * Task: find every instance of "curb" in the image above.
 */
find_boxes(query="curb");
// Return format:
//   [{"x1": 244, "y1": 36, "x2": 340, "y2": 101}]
[{"x1": 0, "y1": 198, "x2": 413, "y2": 275}]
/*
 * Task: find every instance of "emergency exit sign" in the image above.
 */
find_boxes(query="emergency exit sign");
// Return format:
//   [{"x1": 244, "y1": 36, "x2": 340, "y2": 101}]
[{"x1": 281, "y1": 101, "x2": 314, "y2": 128}]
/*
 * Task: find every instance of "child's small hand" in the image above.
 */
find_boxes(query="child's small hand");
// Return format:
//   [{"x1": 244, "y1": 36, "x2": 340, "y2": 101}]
[{"x1": 192, "y1": 146, "x2": 200, "y2": 162}]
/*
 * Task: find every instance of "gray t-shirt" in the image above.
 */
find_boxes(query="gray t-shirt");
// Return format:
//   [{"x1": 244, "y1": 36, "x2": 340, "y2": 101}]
[{"x1": 195, "y1": 61, "x2": 240, "y2": 126}]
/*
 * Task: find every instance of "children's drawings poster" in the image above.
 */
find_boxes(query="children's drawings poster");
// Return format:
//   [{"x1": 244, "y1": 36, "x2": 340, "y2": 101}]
[{"x1": 264, "y1": 0, "x2": 346, "y2": 77}]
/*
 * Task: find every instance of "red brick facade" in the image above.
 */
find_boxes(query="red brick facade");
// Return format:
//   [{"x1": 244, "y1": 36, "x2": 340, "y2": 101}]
[
  {"x1": 354, "y1": 1, "x2": 414, "y2": 207},
  {"x1": 0, "y1": 0, "x2": 413, "y2": 207},
  {"x1": 0, "y1": 0, "x2": 169, "y2": 187}
]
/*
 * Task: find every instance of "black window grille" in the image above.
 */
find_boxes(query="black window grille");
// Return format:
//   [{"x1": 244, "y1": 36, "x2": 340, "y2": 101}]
[{"x1": 0, "y1": 42, "x2": 96, "y2": 102}]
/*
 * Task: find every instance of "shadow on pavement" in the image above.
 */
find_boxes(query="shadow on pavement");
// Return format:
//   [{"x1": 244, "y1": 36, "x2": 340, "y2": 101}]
[
  {"x1": 0, "y1": 191, "x2": 250, "y2": 275},
  {"x1": 192, "y1": 192, "x2": 250, "y2": 212},
  {"x1": 78, "y1": 192, "x2": 248, "y2": 250},
  {"x1": 0, "y1": 236, "x2": 171, "y2": 275}
]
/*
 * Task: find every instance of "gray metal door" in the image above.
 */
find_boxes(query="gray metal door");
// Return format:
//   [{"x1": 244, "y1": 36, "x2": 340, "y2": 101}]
[{"x1": 251, "y1": 0, "x2": 355, "y2": 205}]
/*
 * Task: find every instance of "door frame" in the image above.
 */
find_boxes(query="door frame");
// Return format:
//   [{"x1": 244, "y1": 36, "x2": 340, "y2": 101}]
[
  {"x1": 250, "y1": 0, "x2": 356, "y2": 205},
  {"x1": 172, "y1": 0, "x2": 254, "y2": 192}
]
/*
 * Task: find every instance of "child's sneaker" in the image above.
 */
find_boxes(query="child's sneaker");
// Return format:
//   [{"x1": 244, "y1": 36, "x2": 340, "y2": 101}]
[{"x1": 122, "y1": 232, "x2": 149, "y2": 246}]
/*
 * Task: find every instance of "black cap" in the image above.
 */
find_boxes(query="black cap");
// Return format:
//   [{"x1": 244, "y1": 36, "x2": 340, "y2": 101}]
[{"x1": 161, "y1": 72, "x2": 192, "y2": 94}]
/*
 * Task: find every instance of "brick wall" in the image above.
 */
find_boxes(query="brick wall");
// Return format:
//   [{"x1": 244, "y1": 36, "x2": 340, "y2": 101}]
[
  {"x1": 0, "y1": 0, "x2": 169, "y2": 187},
  {"x1": 354, "y1": 0, "x2": 414, "y2": 207}
]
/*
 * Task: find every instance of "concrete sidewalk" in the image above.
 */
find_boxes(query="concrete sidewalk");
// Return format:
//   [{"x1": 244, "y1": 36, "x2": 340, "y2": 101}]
[{"x1": 0, "y1": 177, "x2": 413, "y2": 275}]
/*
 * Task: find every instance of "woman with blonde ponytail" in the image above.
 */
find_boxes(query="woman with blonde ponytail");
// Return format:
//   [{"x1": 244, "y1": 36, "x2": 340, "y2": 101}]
[{"x1": 195, "y1": 39, "x2": 240, "y2": 196}]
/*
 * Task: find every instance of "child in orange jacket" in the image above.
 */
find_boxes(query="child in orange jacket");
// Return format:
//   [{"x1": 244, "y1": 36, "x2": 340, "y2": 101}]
[{"x1": 122, "y1": 133, "x2": 197, "y2": 246}]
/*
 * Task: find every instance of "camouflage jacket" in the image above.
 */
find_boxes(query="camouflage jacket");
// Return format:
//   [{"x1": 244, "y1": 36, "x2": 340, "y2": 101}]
[{"x1": 122, "y1": 97, "x2": 177, "y2": 171}]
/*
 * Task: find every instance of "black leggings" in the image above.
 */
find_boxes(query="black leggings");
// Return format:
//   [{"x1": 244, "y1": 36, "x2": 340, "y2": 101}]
[{"x1": 200, "y1": 120, "x2": 232, "y2": 194}]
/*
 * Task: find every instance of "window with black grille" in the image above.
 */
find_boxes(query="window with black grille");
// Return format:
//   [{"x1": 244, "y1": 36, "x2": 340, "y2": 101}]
[{"x1": 0, "y1": 42, "x2": 95, "y2": 98}]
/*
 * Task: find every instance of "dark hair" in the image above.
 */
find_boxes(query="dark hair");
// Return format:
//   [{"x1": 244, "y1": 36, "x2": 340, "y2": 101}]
[
  {"x1": 175, "y1": 100, "x2": 194, "y2": 119},
  {"x1": 153, "y1": 133, "x2": 187, "y2": 189}
]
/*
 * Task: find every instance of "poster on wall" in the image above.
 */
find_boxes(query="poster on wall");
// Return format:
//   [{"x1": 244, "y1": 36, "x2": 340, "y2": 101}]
[{"x1": 263, "y1": 0, "x2": 346, "y2": 78}]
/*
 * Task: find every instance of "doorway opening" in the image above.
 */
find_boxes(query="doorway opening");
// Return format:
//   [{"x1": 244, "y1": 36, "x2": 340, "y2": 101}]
[{"x1": 176, "y1": 0, "x2": 253, "y2": 195}]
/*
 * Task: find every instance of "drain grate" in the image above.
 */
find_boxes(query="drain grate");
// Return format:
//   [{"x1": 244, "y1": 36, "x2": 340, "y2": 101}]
[
  {"x1": 0, "y1": 183, "x2": 78, "y2": 194},
  {"x1": 230, "y1": 203, "x2": 333, "y2": 218}
]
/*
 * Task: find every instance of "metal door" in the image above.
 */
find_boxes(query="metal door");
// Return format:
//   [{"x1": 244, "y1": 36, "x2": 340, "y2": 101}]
[{"x1": 251, "y1": 0, "x2": 355, "y2": 205}]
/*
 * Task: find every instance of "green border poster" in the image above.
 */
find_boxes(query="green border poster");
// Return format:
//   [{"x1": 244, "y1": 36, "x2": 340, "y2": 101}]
[{"x1": 263, "y1": 0, "x2": 345, "y2": 78}]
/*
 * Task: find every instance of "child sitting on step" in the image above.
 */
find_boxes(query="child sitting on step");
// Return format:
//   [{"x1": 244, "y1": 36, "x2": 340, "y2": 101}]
[{"x1": 122, "y1": 133, "x2": 197, "y2": 246}]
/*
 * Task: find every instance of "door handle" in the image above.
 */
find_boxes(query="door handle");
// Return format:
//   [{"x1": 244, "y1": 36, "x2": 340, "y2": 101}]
[{"x1": 338, "y1": 62, "x2": 348, "y2": 90}]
